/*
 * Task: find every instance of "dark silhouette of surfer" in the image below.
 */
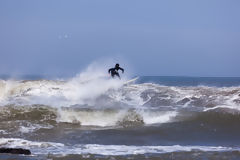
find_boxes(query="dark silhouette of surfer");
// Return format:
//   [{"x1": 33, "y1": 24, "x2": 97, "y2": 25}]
[{"x1": 108, "y1": 63, "x2": 124, "y2": 79}]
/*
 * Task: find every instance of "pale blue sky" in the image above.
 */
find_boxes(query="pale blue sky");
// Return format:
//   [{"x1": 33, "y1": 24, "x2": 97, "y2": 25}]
[{"x1": 0, "y1": 0, "x2": 239, "y2": 77}]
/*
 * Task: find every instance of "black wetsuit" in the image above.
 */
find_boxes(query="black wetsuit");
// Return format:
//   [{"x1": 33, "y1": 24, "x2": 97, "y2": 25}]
[{"x1": 108, "y1": 66, "x2": 124, "y2": 79}]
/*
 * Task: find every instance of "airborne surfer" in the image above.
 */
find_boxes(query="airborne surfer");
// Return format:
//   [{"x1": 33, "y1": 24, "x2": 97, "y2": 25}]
[{"x1": 108, "y1": 63, "x2": 124, "y2": 79}]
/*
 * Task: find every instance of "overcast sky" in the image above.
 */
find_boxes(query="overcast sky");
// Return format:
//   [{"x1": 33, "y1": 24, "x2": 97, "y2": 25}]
[{"x1": 0, "y1": 0, "x2": 239, "y2": 77}]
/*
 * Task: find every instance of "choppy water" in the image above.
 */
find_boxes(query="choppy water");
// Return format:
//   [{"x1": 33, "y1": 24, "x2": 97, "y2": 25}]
[{"x1": 0, "y1": 72, "x2": 240, "y2": 159}]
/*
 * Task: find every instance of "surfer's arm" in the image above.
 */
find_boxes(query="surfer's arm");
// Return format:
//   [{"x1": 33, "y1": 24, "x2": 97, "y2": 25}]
[
  {"x1": 108, "y1": 68, "x2": 113, "y2": 74},
  {"x1": 119, "y1": 67, "x2": 124, "y2": 73}
]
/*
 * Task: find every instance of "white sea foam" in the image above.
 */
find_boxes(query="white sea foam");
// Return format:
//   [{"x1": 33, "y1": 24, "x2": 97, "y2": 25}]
[
  {"x1": 0, "y1": 130, "x2": 7, "y2": 134},
  {"x1": 0, "y1": 63, "x2": 126, "y2": 107},
  {"x1": 0, "y1": 71, "x2": 239, "y2": 112},
  {"x1": 73, "y1": 144, "x2": 233, "y2": 155},
  {"x1": 19, "y1": 123, "x2": 54, "y2": 134},
  {"x1": 141, "y1": 111, "x2": 177, "y2": 124},
  {"x1": 0, "y1": 138, "x2": 236, "y2": 155},
  {"x1": 0, "y1": 138, "x2": 64, "y2": 149}
]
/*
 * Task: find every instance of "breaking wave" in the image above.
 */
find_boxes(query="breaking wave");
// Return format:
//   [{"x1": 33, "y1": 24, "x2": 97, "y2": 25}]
[
  {"x1": 0, "y1": 63, "x2": 239, "y2": 130},
  {"x1": 0, "y1": 82, "x2": 239, "y2": 131},
  {"x1": 0, "y1": 105, "x2": 177, "y2": 128}
]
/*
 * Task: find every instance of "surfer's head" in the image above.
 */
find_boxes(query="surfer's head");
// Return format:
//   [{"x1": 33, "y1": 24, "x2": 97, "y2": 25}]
[{"x1": 115, "y1": 63, "x2": 119, "y2": 68}]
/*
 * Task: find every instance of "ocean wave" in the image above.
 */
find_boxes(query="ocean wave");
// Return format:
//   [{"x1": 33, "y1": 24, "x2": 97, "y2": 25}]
[
  {"x1": 178, "y1": 108, "x2": 240, "y2": 127},
  {"x1": 0, "y1": 105, "x2": 177, "y2": 128},
  {"x1": 1, "y1": 104, "x2": 240, "y2": 132},
  {"x1": 0, "y1": 68, "x2": 240, "y2": 130},
  {"x1": 0, "y1": 138, "x2": 235, "y2": 155},
  {"x1": 0, "y1": 75, "x2": 239, "y2": 130},
  {"x1": 0, "y1": 80, "x2": 239, "y2": 110}
]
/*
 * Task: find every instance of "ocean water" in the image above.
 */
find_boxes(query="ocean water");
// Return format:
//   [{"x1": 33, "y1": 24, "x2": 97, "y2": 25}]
[{"x1": 0, "y1": 72, "x2": 240, "y2": 159}]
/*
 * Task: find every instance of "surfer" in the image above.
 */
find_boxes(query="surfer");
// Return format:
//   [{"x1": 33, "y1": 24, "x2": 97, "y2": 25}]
[{"x1": 108, "y1": 63, "x2": 124, "y2": 79}]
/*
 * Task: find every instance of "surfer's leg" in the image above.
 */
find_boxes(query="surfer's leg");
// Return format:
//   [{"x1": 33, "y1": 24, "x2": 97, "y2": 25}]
[
  {"x1": 111, "y1": 72, "x2": 115, "y2": 78},
  {"x1": 116, "y1": 73, "x2": 121, "y2": 79}
]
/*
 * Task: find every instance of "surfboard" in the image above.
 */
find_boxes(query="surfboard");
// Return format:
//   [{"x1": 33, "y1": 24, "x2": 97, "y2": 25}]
[{"x1": 123, "y1": 77, "x2": 139, "y2": 85}]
